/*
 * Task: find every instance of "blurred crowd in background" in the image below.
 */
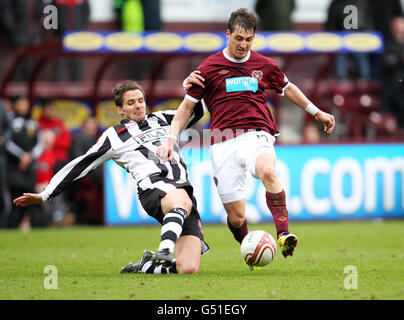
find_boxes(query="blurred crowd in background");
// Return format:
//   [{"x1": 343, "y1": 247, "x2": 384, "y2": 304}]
[
  {"x1": 1, "y1": 0, "x2": 404, "y2": 230},
  {"x1": 0, "y1": 95, "x2": 103, "y2": 230}
]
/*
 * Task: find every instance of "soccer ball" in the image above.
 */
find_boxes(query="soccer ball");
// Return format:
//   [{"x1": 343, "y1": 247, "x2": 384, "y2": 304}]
[{"x1": 240, "y1": 230, "x2": 277, "y2": 267}]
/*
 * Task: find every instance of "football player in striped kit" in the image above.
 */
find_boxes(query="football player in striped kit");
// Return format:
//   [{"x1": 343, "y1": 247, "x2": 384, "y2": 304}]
[{"x1": 13, "y1": 80, "x2": 209, "y2": 274}]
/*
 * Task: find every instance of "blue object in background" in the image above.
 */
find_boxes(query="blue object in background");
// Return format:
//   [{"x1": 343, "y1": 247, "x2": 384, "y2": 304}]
[
  {"x1": 64, "y1": 31, "x2": 384, "y2": 54},
  {"x1": 105, "y1": 143, "x2": 404, "y2": 225}
]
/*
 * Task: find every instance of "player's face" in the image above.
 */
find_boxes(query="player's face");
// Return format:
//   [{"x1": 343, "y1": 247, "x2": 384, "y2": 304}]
[
  {"x1": 117, "y1": 89, "x2": 147, "y2": 122},
  {"x1": 226, "y1": 26, "x2": 255, "y2": 60}
]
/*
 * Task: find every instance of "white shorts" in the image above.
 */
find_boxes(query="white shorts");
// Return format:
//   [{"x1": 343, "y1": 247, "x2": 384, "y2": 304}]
[{"x1": 210, "y1": 130, "x2": 276, "y2": 204}]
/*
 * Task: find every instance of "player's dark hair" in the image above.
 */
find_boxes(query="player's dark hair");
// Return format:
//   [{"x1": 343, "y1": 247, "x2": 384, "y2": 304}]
[
  {"x1": 228, "y1": 8, "x2": 258, "y2": 34},
  {"x1": 113, "y1": 80, "x2": 145, "y2": 107}
]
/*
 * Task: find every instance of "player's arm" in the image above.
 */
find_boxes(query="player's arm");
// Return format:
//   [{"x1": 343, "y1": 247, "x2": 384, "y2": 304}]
[
  {"x1": 13, "y1": 134, "x2": 113, "y2": 207},
  {"x1": 156, "y1": 70, "x2": 205, "y2": 127},
  {"x1": 157, "y1": 100, "x2": 206, "y2": 129},
  {"x1": 156, "y1": 98, "x2": 197, "y2": 161},
  {"x1": 183, "y1": 70, "x2": 205, "y2": 90},
  {"x1": 283, "y1": 83, "x2": 335, "y2": 134},
  {"x1": 157, "y1": 70, "x2": 205, "y2": 161},
  {"x1": 182, "y1": 70, "x2": 206, "y2": 127}
]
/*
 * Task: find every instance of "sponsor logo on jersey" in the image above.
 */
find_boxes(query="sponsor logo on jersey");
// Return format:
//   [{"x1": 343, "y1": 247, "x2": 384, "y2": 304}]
[
  {"x1": 225, "y1": 76, "x2": 258, "y2": 93},
  {"x1": 133, "y1": 128, "x2": 167, "y2": 144}
]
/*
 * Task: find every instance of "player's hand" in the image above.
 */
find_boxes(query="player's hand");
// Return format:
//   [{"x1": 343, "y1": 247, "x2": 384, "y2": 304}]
[
  {"x1": 183, "y1": 70, "x2": 205, "y2": 90},
  {"x1": 156, "y1": 138, "x2": 176, "y2": 162},
  {"x1": 13, "y1": 193, "x2": 43, "y2": 207},
  {"x1": 314, "y1": 110, "x2": 335, "y2": 134}
]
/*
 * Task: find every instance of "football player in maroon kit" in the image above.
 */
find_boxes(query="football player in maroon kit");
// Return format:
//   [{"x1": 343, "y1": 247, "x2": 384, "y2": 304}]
[{"x1": 158, "y1": 8, "x2": 335, "y2": 268}]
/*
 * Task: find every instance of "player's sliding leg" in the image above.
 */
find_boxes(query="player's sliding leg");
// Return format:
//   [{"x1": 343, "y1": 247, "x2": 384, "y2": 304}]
[
  {"x1": 153, "y1": 207, "x2": 188, "y2": 266},
  {"x1": 121, "y1": 236, "x2": 202, "y2": 274},
  {"x1": 256, "y1": 152, "x2": 298, "y2": 258},
  {"x1": 153, "y1": 189, "x2": 192, "y2": 267},
  {"x1": 152, "y1": 207, "x2": 188, "y2": 266},
  {"x1": 174, "y1": 235, "x2": 201, "y2": 274},
  {"x1": 121, "y1": 250, "x2": 177, "y2": 274}
]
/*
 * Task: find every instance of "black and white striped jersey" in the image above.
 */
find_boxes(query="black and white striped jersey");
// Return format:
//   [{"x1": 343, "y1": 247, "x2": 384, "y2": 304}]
[{"x1": 40, "y1": 105, "x2": 205, "y2": 202}]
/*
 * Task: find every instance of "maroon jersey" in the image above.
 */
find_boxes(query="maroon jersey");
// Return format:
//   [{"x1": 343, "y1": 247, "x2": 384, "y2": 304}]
[{"x1": 185, "y1": 50, "x2": 289, "y2": 142}]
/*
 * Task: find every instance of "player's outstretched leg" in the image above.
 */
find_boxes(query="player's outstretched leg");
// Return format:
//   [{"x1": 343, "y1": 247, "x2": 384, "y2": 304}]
[
  {"x1": 121, "y1": 249, "x2": 178, "y2": 274},
  {"x1": 278, "y1": 232, "x2": 298, "y2": 258},
  {"x1": 151, "y1": 248, "x2": 174, "y2": 267},
  {"x1": 152, "y1": 207, "x2": 188, "y2": 267},
  {"x1": 265, "y1": 190, "x2": 298, "y2": 258},
  {"x1": 121, "y1": 250, "x2": 155, "y2": 273},
  {"x1": 256, "y1": 153, "x2": 298, "y2": 259},
  {"x1": 224, "y1": 200, "x2": 249, "y2": 244},
  {"x1": 227, "y1": 217, "x2": 249, "y2": 244}
]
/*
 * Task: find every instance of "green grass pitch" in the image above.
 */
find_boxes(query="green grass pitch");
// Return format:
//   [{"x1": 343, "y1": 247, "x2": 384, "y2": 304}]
[{"x1": 0, "y1": 220, "x2": 403, "y2": 300}]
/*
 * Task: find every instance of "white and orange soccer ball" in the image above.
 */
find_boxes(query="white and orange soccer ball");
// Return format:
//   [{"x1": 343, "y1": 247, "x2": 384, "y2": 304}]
[{"x1": 240, "y1": 230, "x2": 277, "y2": 267}]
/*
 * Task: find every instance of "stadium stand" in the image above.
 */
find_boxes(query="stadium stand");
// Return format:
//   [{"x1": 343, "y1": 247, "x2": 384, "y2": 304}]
[{"x1": 1, "y1": 39, "x2": 403, "y2": 142}]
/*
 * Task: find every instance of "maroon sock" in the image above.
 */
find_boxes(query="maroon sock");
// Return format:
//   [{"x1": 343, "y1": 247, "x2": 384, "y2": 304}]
[
  {"x1": 265, "y1": 190, "x2": 289, "y2": 238},
  {"x1": 227, "y1": 217, "x2": 249, "y2": 244}
]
